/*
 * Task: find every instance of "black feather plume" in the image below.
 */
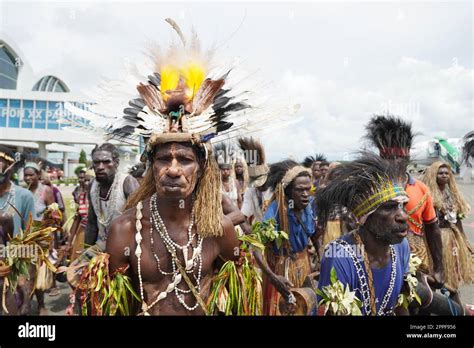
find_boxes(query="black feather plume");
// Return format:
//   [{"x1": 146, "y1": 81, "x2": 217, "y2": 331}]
[{"x1": 365, "y1": 114, "x2": 415, "y2": 153}]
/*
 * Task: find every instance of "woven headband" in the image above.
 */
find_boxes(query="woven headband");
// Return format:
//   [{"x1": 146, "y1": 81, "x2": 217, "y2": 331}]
[
  {"x1": 282, "y1": 166, "x2": 311, "y2": 188},
  {"x1": 353, "y1": 184, "x2": 408, "y2": 218}
]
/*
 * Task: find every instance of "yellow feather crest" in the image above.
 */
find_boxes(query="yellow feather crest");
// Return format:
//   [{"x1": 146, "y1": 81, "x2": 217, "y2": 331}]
[{"x1": 160, "y1": 60, "x2": 205, "y2": 102}]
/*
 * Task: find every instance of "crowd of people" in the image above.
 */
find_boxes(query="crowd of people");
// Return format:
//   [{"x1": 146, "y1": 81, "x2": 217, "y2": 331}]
[
  {"x1": 0, "y1": 112, "x2": 473, "y2": 316},
  {"x1": 0, "y1": 20, "x2": 473, "y2": 317}
]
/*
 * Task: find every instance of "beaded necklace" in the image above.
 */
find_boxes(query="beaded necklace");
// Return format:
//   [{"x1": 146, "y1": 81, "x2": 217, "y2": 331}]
[
  {"x1": 135, "y1": 194, "x2": 203, "y2": 315},
  {"x1": 335, "y1": 232, "x2": 397, "y2": 316},
  {"x1": 352, "y1": 231, "x2": 397, "y2": 315},
  {"x1": 90, "y1": 175, "x2": 120, "y2": 228}
]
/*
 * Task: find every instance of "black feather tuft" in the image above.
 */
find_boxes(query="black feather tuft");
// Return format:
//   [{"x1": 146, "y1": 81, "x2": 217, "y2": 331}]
[{"x1": 365, "y1": 114, "x2": 414, "y2": 154}]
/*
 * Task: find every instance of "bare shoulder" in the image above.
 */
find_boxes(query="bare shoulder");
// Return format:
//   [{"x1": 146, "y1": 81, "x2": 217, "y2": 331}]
[{"x1": 107, "y1": 206, "x2": 136, "y2": 249}]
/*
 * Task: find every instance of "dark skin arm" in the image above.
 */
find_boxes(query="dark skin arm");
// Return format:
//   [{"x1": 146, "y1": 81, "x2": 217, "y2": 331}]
[
  {"x1": 235, "y1": 179, "x2": 243, "y2": 210},
  {"x1": 106, "y1": 211, "x2": 134, "y2": 275},
  {"x1": 216, "y1": 215, "x2": 240, "y2": 261},
  {"x1": 221, "y1": 194, "x2": 245, "y2": 226},
  {"x1": 123, "y1": 175, "x2": 140, "y2": 200},
  {"x1": 424, "y1": 222, "x2": 444, "y2": 287},
  {"x1": 252, "y1": 249, "x2": 293, "y2": 299},
  {"x1": 43, "y1": 185, "x2": 55, "y2": 206},
  {"x1": 85, "y1": 190, "x2": 98, "y2": 246}
]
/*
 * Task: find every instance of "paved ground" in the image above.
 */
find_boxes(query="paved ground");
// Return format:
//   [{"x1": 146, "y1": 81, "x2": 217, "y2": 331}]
[{"x1": 36, "y1": 178, "x2": 474, "y2": 315}]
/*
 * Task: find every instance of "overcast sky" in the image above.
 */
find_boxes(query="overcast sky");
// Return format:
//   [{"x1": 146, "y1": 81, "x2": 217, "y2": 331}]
[{"x1": 1, "y1": 0, "x2": 472, "y2": 161}]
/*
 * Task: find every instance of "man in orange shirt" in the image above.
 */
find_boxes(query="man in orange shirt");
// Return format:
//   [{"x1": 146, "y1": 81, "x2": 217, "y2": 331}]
[{"x1": 365, "y1": 115, "x2": 444, "y2": 287}]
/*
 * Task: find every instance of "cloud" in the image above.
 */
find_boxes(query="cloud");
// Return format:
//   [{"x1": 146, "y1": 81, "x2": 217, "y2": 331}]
[
  {"x1": 260, "y1": 57, "x2": 473, "y2": 162},
  {"x1": 2, "y1": 1, "x2": 471, "y2": 163}
]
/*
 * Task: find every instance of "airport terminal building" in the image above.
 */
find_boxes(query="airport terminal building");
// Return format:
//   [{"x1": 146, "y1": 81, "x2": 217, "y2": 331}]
[{"x1": 0, "y1": 36, "x2": 137, "y2": 176}]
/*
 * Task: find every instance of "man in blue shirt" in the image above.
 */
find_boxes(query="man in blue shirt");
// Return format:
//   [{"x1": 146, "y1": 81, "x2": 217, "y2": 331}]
[
  {"x1": 317, "y1": 154, "x2": 411, "y2": 316},
  {"x1": 252, "y1": 160, "x2": 317, "y2": 315}
]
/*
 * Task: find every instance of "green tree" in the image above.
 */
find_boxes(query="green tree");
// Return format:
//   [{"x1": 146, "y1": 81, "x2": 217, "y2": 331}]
[{"x1": 79, "y1": 149, "x2": 88, "y2": 165}]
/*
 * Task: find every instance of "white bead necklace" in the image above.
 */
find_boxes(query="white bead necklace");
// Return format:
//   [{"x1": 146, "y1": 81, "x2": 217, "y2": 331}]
[
  {"x1": 134, "y1": 194, "x2": 204, "y2": 315},
  {"x1": 149, "y1": 193, "x2": 203, "y2": 310}
]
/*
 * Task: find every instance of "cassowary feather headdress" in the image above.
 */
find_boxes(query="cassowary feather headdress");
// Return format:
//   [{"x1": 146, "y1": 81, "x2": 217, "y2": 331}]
[
  {"x1": 462, "y1": 131, "x2": 474, "y2": 167},
  {"x1": 302, "y1": 153, "x2": 327, "y2": 168},
  {"x1": 365, "y1": 115, "x2": 414, "y2": 159},
  {"x1": 316, "y1": 153, "x2": 408, "y2": 231}
]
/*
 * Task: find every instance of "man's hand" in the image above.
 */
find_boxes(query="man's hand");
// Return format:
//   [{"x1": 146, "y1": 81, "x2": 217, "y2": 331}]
[
  {"x1": 270, "y1": 274, "x2": 293, "y2": 298},
  {"x1": 431, "y1": 271, "x2": 445, "y2": 289}
]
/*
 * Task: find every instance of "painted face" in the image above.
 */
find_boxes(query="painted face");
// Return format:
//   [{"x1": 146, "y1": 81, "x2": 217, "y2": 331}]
[
  {"x1": 152, "y1": 142, "x2": 201, "y2": 200},
  {"x1": 234, "y1": 162, "x2": 244, "y2": 176},
  {"x1": 92, "y1": 150, "x2": 117, "y2": 184},
  {"x1": 289, "y1": 175, "x2": 312, "y2": 210},
  {"x1": 436, "y1": 166, "x2": 450, "y2": 186},
  {"x1": 365, "y1": 200, "x2": 409, "y2": 245},
  {"x1": 23, "y1": 167, "x2": 40, "y2": 187}
]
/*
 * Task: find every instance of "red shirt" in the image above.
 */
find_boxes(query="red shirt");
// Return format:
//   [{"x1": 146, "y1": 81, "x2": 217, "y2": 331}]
[{"x1": 405, "y1": 175, "x2": 437, "y2": 236}]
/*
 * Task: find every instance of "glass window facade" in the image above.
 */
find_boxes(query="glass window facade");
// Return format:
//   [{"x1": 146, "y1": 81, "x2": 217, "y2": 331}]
[
  {"x1": 0, "y1": 98, "x2": 89, "y2": 131},
  {"x1": 21, "y1": 100, "x2": 34, "y2": 128},
  {"x1": 0, "y1": 45, "x2": 18, "y2": 90},
  {"x1": 7, "y1": 99, "x2": 21, "y2": 128},
  {"x1": 32, "y1": 76, "x2": 69, "y2": 92}
]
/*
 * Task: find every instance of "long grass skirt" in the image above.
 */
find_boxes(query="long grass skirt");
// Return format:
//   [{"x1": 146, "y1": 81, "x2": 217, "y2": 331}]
[
  {"x1": 70, "y1": 225, "x2": 85, "y2": 262},
  {"x1": 407, "y1": 231, "x2": 433, "y2": 274},
  {"x1": 440, "y1": 225, "x2": 474, "y2": 289},
  {"x1": 263, "y1": 249, "x2": 311, "y2": 315}
]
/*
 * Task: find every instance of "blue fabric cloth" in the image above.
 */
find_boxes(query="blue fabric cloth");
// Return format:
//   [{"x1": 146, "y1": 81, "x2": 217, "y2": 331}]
[
  {"x1": 263, "y1": 197, "x2": 316, "y2": 254},
  {"x1": 0, "y1": 183, "x2": 36, "y2": 237},
  {"x1": 317, "y1": 234, "x2": 410, "y2": 315}
]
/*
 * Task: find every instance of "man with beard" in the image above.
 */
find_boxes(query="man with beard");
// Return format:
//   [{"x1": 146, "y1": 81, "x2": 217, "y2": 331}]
[
  {"x1": 104, "y1": 19, "x2": 259, "y2": 315},
  {"x1": 365, "y1": 115, "x2": 444, "y2": 287},
  {"x1": 317, "y1": 154, "x2": 411, "y2": 316},
  {"x1": 85, "y1": 143, "x2": 139, "y2": 251},
  {"x1": 66, "y1": 144, "x2": 138, "y2": 291}
]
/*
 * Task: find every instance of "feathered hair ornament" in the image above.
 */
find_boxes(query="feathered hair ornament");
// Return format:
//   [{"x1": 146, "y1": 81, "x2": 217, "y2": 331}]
[
  {"x1": 213, "y1": 141, "x2": 236, "y2": 168},
  {"x1": 316, "y1": 153, "x2": 408, "y2": 231},
  {"x1": 302, "y1": 153, "x2": 327, "y2": 168},
  {"x1": 365, "y1": 115, "x2": 414, "y2": 159},
  {"x1": 461, "y1": 131, "x2": 474, "y2": 168},
  {"x1": 110, "y1": 18, "x2": 253, "y2": 156},
  {"x1": 238, "y1": 137, "x2": 268, "y2": 187}
]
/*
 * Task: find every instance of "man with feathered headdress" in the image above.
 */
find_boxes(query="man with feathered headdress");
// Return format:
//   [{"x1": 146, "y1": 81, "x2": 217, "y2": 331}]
[
  {"x1": 255, "y1": 160, "x2": 316, "y2": 315},
  {"x1": 105, "y1": 19, "x2": 255, "y2": 315},
  {"x1": 365, "y1": 115, "x2": 444, "y2": 287},
  {"x1": 317, "y1": 154, "x2": 412, "y2": 315}
]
